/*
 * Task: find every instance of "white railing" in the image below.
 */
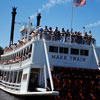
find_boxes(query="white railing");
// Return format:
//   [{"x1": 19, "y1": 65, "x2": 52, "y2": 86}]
[
  {"x1": 0, "y1": 79, "x2": 21, "y2": 90},
  {"x1": 4, "y1": 33, "x2": 96, "y2": 55}
]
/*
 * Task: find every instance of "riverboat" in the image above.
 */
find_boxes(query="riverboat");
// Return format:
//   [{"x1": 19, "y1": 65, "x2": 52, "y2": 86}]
[{"x1": 0, "y1": 8, "x2": 100, "y2": 99}]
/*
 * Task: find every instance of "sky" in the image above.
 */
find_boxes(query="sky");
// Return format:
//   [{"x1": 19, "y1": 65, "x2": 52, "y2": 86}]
[{"x1": 0, "y1": 0, "x2": 100, "y2": 48}]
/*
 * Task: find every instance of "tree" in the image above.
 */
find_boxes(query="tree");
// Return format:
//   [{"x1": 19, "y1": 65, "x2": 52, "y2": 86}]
[{"x1": 0, "y1": 46, "x2": 4, "y2": 55}]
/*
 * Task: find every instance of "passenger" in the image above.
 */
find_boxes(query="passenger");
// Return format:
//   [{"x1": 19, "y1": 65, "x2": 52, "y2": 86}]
[
  {"x1": 12, "y1": 59, "x2": 16, "y2": 63},
  {"x1": 27, "y1": 34, "x2": 32, "y2": 41},
  {"x1": 45, "y1": 27, "x2": 53, "y2": 40},
  {"x1": 19, "y1": 57, "x2": 22, "y2": 62},
  {"x1": 66, "y1": 29, "x2": 70, "y2": 35},
  {"x1": 84, "y1": 32, "x2": 88, "y2": 38},
  {"x1": 57, "y1": 31, "x2": 61, "y2": 41},
  {"x1": 43, "y1": 26, "x2": 49, "y2": 34},
  {"x1": 60, "y1": 28, "x2": 65, "y2": 42},
  {"x1": 3, "y1": 60, "x2": 8, "y2": 65},
  {"x1": 88, "y1": 31, "x2": 92, "y2": 38},
  {"x1": 92, "y1": 38, "x2": 96, "y2": 45},
  {"x1": 54, "y1": 27, "x2": 59, "y2": 40},
  {"x1": 25, "y1": 53, "x2": 30, "y2": 59},
  {"x1": 8, "y1": 45, "x2": 13, "y2": 51},
  {"x1": 76, "y1": 31, "x2": 82, "y2": 44},
  {"x1": 38, "y1": 26, "x2": 43, "y2": 34},
  {"x1": 31, "y1": 31, "x2": 36, "y2": 38},
  {"x1": 9, "y1": 59, "x2": 13, "y2": 64},
  {"x1": 43, "y1": 26, "x2": 50, "y2": 39},
  {"x1": 23, "y1": 36, "x2": 27, "y2": 44},
  {"x1": 13, "y1": 43, "x2": 17, "y2": 49},
  {"x1": 61, "y1": 28, "x2": 65, "y2": 36},
  {"x1": 48, "y1": 27, "x2": 53, "y2": 34},
  {"x1": 65, "y1": 29, "x2": 70, "y2": 42},
  {"x1": 15, "y1": 56, "x2": 22, "y2": 62},
  {"x1": 38, "y1": 26, "x2": 43, "y2": 39},
  {"x1": 22, "y1": 56, "x2": 26, "y2": 61},
  {"x1": 17, "y1": 40, "x2": 22, "y2": 47}
]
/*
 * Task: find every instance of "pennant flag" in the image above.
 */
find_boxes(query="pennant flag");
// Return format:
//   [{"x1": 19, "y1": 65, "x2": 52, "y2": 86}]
[{"x1": 73, "y1": 0, "x2": 86, "y2": 7}]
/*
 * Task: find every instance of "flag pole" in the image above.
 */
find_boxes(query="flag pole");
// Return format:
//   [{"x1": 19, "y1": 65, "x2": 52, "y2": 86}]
[
  {"x1": 71, "y1": 0, "x2": 74, "y2": 31},
  {"x1": 70, "y1": 0, "x2": 74, "y2": 43}
]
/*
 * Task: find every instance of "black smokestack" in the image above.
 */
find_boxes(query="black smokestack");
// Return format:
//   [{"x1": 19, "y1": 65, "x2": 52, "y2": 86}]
[
  {"x1": 10, "y1": 7, "x2": 17, "y2": 45},
  {"x1": 37, "y1": 13, "x2": 41, "y2": 27}
]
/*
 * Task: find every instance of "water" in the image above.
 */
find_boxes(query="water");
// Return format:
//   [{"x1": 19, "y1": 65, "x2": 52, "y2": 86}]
[
  {"x1": 0, "y1": 90, "x2": 53, "y2": 100},
  {"x1": 0, "y1": 90, "x2": 21, "y2": 100}
]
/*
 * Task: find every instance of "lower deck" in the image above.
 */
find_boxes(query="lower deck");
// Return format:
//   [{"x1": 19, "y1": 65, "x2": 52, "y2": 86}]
[
  {"x1": 1, "y1": 65, "x2": 100, "y2": 99},
  {"x1": 0, "y1": 65, "x2": 58, "y2": 96}
]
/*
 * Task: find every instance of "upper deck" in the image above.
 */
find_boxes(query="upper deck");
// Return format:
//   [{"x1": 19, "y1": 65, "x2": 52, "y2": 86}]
[
  {"x1": 3, "y1": 25, "x2": 96, "y2": 55},
  {"x1": 0, "y1": 26, "x2": 100, "y2": 70}
]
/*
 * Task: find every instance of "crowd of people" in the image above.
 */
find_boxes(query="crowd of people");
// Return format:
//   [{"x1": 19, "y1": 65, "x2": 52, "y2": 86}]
[
  {"x1": 4, "y1": 26, "x2": 96, "y2": 54},
  {"x1": 2, "y1": 52, "x2": 31, "y2": 65}
]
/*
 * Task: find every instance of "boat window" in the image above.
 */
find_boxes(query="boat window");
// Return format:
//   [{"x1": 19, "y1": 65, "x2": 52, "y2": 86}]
[
  {"x1": 59, "y1": 47, "x2": 68, "y2": 54},
  {"x1": 0, "y1": 71, "x2": 3, "y2": 80},
  {"x1": 18, "y1": 71, "x2": 22, "y2": 83},
  {"x1": 13, "y1": 71, "x2": 17, "y2": 83},
  {"x1": 6, "y1": 72, "x2": 9, "y2": 82},
  {"x1": 5, "y1": 72, "x2": 8, "y2": 82},
  {"x1": 24, "y1": 49, "x2": 26, "y2": 56},
  {"x1": 59, "y1": 47, "x2": 63, "y2": 53},
  {"x1": 49, "y1": 46, "x2": 58, "y2": 53},
  {"x1": 10, "y1": 72, "x2": 13, "y2": 83},
  {"x1": 71, "y1": 48, "x2": 79, "y2": 55},
  {"x1": 64, "y1": 48, "x2": 68, "y2": 54},
  {"x1": 80, "y1": 50, "x2": 89, "y2": 56},
  {"x1": 2, "y1": 71, "x2": 5, "y2": 81},
  {"x1": 0, "y1": 71, "x2": 1, "y2": 79},
  {"x1": 4, "y1": 71, "x2": 7, "y2": 81},
  {"x1": 30, "y1": 44, "x2": 32, "y2": 52}
]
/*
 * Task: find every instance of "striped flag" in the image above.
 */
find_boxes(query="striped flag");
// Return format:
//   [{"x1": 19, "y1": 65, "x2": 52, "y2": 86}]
[{"x1": 73, "y1": 0, "x2": 86, "y2": 7}]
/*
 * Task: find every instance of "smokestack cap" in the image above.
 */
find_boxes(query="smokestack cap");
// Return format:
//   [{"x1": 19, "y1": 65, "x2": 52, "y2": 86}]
[{"x1": 12, "y1": 7, "x2": 17, "y2": 14}]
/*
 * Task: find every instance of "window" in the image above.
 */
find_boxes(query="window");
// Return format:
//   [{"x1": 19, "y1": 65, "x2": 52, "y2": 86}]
[
  {"x1": 64, "y1": 48, "x2": 68, "y2": 54},
  {"x1": 80, "y1": 50, "x2": 89, "y2": 56},
  {"x1": 30, "y1": 44, "x2": 32, "y2": 52},
  {"x1": 13, "y1": 72, "x2": 17, "y2": 83},
  {"x1": 59, "y1": 47, "x2": 63, "y2": 53},
  {"x1": 18, "y1": 71, "x2": 22, "y2": 83},
  {"x1": 0, "y1": 71, "x2": 3, "y2": 80},
  {"x1": 6, "y1": 72, "x2": 9, "y2": 82},
  {"x1": 10, "y1": 72, "x2": 13, "y2": 82},
  {"x1": 49, "y1": 46, "x2": 58, "y2": 53},
  {"x1": 71, "y1": 48, "x2": 79, "y2": 55},
  {"x1": 59, "y1": 47, "x2": 68, "y2": 54}
]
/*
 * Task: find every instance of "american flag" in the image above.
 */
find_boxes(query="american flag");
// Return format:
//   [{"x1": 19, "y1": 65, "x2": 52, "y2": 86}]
[{"x1": 73, "y1": 0, "x2": 86, "y2": 7}]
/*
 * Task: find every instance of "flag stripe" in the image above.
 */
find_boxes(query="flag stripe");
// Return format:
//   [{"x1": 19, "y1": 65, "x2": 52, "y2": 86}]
[{"x1": 73, "y1": 0, "x2": 86, "y2": 7}]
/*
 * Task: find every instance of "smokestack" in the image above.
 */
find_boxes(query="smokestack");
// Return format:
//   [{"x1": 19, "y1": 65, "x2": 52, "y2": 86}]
[
  {"x1": 37, "y1": 13, "x2": 41, "y2": 27},
  {"x1": 10, "y1": 7, "x2": 17, "y2": 45}
]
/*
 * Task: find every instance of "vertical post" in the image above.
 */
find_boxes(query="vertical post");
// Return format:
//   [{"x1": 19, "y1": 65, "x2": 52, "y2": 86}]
[
  {"x1": 43, "y1": 39, "x2": 54, "y2": 91},
  {"x1": 71, "y1": 0, "x2": 74, "y2": 31},
  {"x1": 83, "y1": 27, "x2": 85, "y2": 36},
  {"x1": 92, "y1": 44, "x2": 100, "y2": 67},
  {"x1": 44, "y1": 64, "x2": 47, "y2": 90},
  {"x1": 28, "y1": 17, "x2": 31, "y2": 35},
  {"x1": 70, "y1": 0, "x2": 74, "y2": 43}
]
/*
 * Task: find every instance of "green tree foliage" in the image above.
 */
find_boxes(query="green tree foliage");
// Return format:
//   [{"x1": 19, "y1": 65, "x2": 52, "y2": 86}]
[{"x1": 0, "y1": 46, "x2": 4, "y2": 55}]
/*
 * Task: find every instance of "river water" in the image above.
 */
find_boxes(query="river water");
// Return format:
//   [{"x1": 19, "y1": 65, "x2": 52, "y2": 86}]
[
  {"x1": 0, "y1": 90, "x2": 52, "y2": 100},
  {"x1": 0, "y1": 90, "x2": 22, "y2": 100}
]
